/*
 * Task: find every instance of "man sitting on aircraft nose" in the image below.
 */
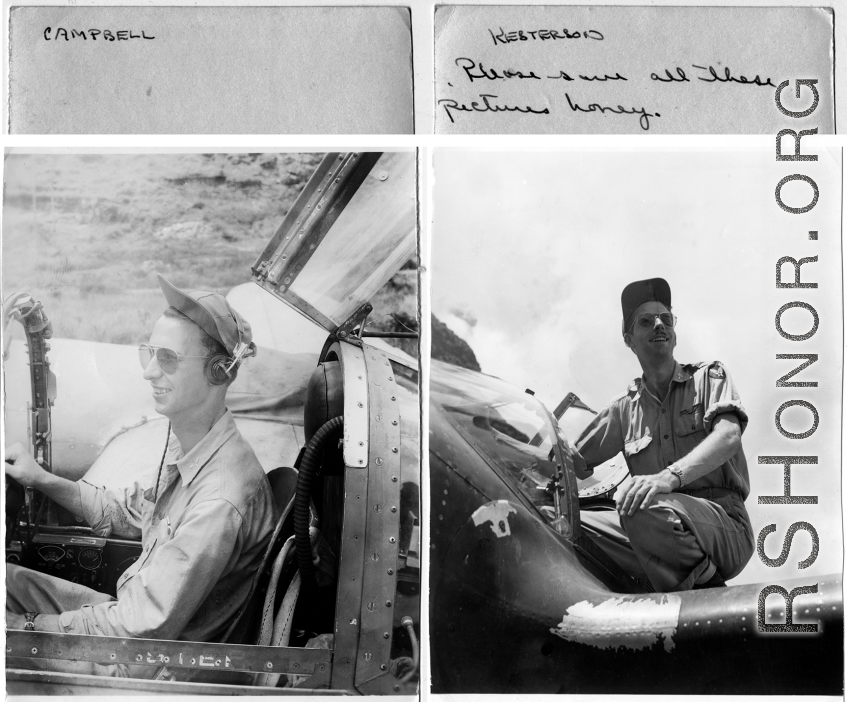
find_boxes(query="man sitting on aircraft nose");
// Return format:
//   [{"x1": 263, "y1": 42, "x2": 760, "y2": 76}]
[
  {"x1": 5, "y1": 274, "x2": 277, "y2": 675},
  {"x1": 575, "y1": 278, "x2": 754, "y2": 592}
]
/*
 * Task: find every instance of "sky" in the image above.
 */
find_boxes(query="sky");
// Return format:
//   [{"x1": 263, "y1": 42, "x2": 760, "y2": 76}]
[{"x1": 432, "y1": 147, "x2": 843, "y2": 584}]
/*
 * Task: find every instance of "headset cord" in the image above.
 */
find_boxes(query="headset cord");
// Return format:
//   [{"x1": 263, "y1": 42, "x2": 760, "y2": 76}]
[{"x1": 153, "y1": 422, "x2": 172, "y2": 504}]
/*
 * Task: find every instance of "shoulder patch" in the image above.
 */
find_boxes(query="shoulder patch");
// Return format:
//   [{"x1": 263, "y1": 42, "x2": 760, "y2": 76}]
[{"x1": 708, "y1": 361, "x2": 725, "y2": 379}]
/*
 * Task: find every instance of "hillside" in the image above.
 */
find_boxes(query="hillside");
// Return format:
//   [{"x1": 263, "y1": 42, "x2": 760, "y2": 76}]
[
  {"x1": 430, "y1": 315, "x2": 480, "y2": 371},
  {"x1": 2, "y1": 153, "x2": 418, "y2": 350}
]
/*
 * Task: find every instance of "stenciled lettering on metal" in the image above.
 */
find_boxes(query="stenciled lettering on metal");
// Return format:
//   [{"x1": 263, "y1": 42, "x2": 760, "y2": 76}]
[
  {"x1": 5, "y1": 631, "x2": 331, "y2": 676},
  {"x1": 355, "y1": 346, "x2": 402, "y2": 690},
  {"x1": 338, "y1": 342, "x2": 369, "y2": 467}
]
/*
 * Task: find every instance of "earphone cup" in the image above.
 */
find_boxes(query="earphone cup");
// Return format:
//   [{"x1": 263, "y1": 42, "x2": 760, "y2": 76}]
[{"x1": 205, "y1": 355, "x2": 231, "y2": 385}]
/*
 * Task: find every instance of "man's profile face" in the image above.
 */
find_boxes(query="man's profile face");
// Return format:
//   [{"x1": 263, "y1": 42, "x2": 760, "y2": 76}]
[
  {"x1": 142, "y1": 315, "x2": 211, "y2": 421},
  {"x1": 625, "y1": 300, "x2": 676, "y2": 364}
]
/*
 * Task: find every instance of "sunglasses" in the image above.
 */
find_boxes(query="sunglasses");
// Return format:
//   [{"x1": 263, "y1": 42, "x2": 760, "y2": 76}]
[
  {"x1": 138, "y1": 344, "x2": 207, "y2": 375},
  {"x1": 632, "y1": 312, "x2": 677, "y2": 330}
]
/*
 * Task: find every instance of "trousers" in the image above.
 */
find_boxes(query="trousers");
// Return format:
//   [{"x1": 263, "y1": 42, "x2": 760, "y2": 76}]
[
  {"x1": 579, "y1": 490, "x2": 755, "y2": 592},
  {"x1": 6, "y1": 563, "x2": 154, "y2": 678}
]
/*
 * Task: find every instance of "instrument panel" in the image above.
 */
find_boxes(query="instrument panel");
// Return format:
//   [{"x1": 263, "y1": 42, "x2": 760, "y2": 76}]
[{"x1": 20, "y1": 532, "x2": 141, "y2": 596}]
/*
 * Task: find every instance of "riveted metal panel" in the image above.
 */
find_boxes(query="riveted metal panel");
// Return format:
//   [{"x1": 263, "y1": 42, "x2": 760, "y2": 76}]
[
  {"x1": 338, "y1": 342, "x2": 369, "y2": 468},
  {"x1": 354, "y1": 345, "x2": 402, "y2": 690},
  {"x1": 6, "y1": 669, "x2": 346, "y2": 695},
  {"x1": 329, "y1": 342, "x2": 371, "y2": 690},
  {"x1": 5, "y1": 631, "x2": 330, "y2": 676}
]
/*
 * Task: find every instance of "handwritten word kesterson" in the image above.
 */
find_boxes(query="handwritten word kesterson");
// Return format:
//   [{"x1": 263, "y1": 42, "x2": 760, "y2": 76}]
[
  {"x1": 489, "y1": 27, "x2": 603, "y2": 45},
  {"x1": 43, "y1": 27, "x2": 155, "y2": 41},
  {"x1": 437, "y1": 94, "x2": 549, "y2": 123}
]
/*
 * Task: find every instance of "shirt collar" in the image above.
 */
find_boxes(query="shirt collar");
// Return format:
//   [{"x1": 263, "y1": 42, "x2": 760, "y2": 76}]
[
  {"x1": 632, "y1": 362, "x2": 692, "y2": 401},
  {"x1": 165, "y1": 409, "x2": 238, "y2": 486},
  {"x1": 671, "y1": 361, "x2": 693, "y2": 383}
]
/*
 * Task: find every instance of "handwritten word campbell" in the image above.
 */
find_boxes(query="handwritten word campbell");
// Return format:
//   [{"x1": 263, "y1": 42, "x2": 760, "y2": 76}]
[
  {"x1": 489, "y1": 27, "x2": 604, "y2": 45},
  {"x1": 437, "y1": 94, "x2": 550, "y2": 123},
  {"x1": 43, "y1": 27, "x2": 155, "y2": 41}
]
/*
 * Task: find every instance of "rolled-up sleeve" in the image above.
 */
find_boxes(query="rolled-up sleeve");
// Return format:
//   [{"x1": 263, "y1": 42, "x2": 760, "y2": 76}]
[
  {"x1": 58, "y1": 498, "x2": 244, "y2": 639},
  {"x1": 575, "y1": 401, "x2": 625, "y2": 469},
  {"x1": 78, "y1": 480, "x2": 144, "y2": 539},
  {"x1": 702, "y1": 364, "x2": 749, "y2": 434}
]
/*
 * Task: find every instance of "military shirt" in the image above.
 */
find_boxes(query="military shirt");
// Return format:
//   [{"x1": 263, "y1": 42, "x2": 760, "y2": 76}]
[
  {"x1": 575, "y1": 361, "x2": 750, "y2": 500},
  {"x1": 60, "y1": 409, "x2": 278, "y2": 641}
]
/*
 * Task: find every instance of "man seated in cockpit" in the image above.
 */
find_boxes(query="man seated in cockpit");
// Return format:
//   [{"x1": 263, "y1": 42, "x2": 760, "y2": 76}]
[
  {"x1": 574, "y1": 278, "x2": 754, "y2": 592},
  {"x1": 5, "y1": 275, "x2": 277, "y2": 675}
]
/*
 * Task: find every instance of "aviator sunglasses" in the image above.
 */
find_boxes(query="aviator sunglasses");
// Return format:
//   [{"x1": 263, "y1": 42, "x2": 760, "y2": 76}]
[
  {"x1": 138, "y1": 344, "x2": 207, "y2": 375},
  {"x1": 631, "y1": 312, "x2": 677, "y2": 330}
]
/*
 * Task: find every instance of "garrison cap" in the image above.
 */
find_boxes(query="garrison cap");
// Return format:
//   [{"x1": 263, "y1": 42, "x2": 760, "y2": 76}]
[
  {"x1": 157, "y1": 274, "x2": 252, "y2": 357},
  {"x1": 621, "y1": 278, "x2": 671, "y2": 333}
]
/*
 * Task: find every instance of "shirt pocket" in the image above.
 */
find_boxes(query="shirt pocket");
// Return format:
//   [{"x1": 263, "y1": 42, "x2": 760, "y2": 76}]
[
  {"x1": 674, "y1": 406, "x2": 709, "y2": 463},
  {"x1": 674, "y1": 407, "x2": 705, "y2": 437}
]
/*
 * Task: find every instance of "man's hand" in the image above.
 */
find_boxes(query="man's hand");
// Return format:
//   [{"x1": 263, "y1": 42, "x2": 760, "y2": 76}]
[
  {"x1": 5, "y1": 442, "x2": 47, "y2": 489},
  {"x1": 615, "y1": 470, "x2": 678, "y2": 517},
  {"x1": 5, "y1": 443, "x2": 85, "y2": 519}
]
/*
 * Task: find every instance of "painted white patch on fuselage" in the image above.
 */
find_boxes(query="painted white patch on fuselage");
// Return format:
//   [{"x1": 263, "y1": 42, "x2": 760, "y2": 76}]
[
  {"x1": 471, "y1": 500, "x2": 518, "y2": 538},
  {"x1": 550, "y1": 595, "x2": 682, "y2": 652}
]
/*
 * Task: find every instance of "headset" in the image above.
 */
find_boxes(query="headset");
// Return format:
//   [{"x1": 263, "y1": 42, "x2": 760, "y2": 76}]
[
  {"x1": 204, "y1": 312, "x2": 257, "y2": 386},
  {"x1": 205, "y1": 353, "x2": 233, "y2": 386}
]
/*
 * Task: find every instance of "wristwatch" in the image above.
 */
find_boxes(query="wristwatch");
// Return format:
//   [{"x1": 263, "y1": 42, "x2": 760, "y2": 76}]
[
  {"x1": 668, "y1": 465, "x2": 685, "y2": 489},
  {"x1": 24, "y1": 612, "x2": 37, "y2": 631}
]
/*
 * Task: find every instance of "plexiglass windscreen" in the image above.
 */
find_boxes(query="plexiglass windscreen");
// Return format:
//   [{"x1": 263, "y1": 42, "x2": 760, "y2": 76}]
[{"x1": 287, "y1": 152, "x2": 416, "y2": 328}]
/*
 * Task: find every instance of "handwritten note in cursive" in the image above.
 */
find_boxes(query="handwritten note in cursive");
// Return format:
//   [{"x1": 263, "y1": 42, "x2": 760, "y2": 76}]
[{"x1": 435, "y1": 6, "x2": 834, "y2": 134}]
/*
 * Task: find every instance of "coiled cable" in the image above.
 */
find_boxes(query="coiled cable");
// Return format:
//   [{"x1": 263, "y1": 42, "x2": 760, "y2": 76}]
[{"x1": 293, "y1": 416, "x2": 343, "y2": 594}]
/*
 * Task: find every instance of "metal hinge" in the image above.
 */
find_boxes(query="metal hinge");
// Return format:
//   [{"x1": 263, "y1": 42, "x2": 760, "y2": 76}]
[{"x1": 335, "y1": 302, "x2": 373, "y2": 341}]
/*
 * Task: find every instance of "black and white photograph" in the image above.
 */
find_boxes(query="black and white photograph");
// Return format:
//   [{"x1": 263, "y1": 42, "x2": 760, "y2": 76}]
[
  {"x1": 3, "y1": 0, "x2": 847, "y2": 699},
  {"x1": 2, "y1": 150, "x2": 421, "y2": 694},
  {"x1": 429, "y1": 147, "x2": 843, "y2": 693}
]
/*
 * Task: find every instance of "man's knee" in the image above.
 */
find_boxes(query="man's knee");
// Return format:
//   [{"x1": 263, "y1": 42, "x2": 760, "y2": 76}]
[
  {"x1": 7, "y1": 563, "x2": 35, "y2": 613},
  {"x1": 7, "y1": 563, "x2": 33, "y2": 596},
  {"x1": 620, "y1": 495, "x2": 677, "y2": 531}
]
